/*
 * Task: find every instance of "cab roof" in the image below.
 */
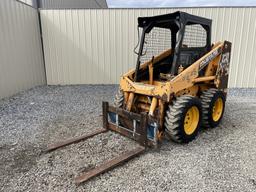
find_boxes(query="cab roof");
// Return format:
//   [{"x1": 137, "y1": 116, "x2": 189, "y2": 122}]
[{"x1": 138, "y1": 11, "x2": 212, "y2": 28}]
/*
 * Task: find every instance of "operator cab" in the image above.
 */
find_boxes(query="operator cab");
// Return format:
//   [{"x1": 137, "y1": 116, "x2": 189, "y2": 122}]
[{"x1": 133, "y1": 11, "x2": 212, "y2": 82}]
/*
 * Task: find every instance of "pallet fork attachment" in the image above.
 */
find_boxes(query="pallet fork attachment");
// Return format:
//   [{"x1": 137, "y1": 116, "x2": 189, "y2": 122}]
[{"x1": 46, "y1": 102, "x2": 147, "y2": 184}]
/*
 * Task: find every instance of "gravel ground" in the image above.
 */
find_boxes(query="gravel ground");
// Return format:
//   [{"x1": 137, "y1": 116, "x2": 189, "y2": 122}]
[{"x1": 0, "y1": 85, "x2": 256, "y2": 192}]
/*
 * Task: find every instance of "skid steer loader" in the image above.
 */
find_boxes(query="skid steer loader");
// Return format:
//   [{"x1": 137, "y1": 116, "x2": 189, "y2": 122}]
[{"x1": 46, "y1": 11, "x2": 231, "y2": 184}]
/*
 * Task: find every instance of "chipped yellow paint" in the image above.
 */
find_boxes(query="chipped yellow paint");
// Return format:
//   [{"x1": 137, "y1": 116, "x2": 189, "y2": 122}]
[
  {"x1": 169, "y1": 42, "x2": 224, "y2": 93},
  {"x1": 176, "y1": 85, "x2": 199, "y2": 97},
  {"x1": 120, "y1": 42, "x2": 225, "y2": 104}
]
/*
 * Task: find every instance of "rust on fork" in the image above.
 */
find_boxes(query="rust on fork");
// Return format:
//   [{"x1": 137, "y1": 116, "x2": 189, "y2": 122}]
[
  {"x1": 46, "y1": 129, "x2": 108, "y2": 152},
  {"x1": 75, "y1": 146, "x2": 145, "y2": 184}
]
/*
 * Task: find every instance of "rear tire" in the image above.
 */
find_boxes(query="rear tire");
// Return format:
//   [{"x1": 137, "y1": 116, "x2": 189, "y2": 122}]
[
  {"x1": 165, "y1": 95, "x2": 202, "y2": 143},
  {"x1": 201, "y1": 88, "x2": 226, "y2": 128}
]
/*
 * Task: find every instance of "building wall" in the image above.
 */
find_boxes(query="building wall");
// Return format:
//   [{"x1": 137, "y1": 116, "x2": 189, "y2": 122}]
[
  {"x1": 38, "y1": 0, "x2": 108, "y2": 9},
  {"x1": 17, "y1": 0, "x2": 38, "y2": 7},
  {"x1": 40, "y1": 8, "x2": 256, "y2": 87},
  {"x1": 0, "y1": 0, "x2": 46, "y2": 99}
]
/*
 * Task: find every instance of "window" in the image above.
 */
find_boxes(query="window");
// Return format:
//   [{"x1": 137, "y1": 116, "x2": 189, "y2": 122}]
[
  {"x1": 140, "y1": 27, "x2": 172, "y2": 63},
  {"x1": 182, "y1": 24, "x2": 207, "y2": 48}
]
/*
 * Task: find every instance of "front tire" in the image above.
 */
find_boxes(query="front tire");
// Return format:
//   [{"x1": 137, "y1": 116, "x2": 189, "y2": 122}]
[
  {"x1": 165, "y1": 95, "x2": 202, "y2": 143},
  {"x1": 114, "y1": 88, "x2": 124, "y2": 108}
]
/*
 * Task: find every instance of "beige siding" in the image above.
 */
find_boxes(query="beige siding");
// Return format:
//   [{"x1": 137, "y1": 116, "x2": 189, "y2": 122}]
[
  {"x1": 0, "y1": 0, "x2": 45, "y2": 99},
  {"x1": 41, "y1": 8, "x2": 256, "y2": 87},
  {"x1": 18, "y1": 0, "x2": 37, "y2": 7},
  {"x1": 39, "y1": 0, "x2": 108, "y2": 9}
]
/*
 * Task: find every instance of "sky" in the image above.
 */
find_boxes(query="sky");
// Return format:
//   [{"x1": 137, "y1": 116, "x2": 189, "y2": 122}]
[{"x1": 106, "y1": 0, "x2": 256, "y2": 8}]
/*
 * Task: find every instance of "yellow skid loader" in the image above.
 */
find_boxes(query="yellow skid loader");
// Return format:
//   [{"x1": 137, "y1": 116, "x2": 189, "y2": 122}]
[{"x1": 46, "y1": 11, "x2": 231, "y2": 184}]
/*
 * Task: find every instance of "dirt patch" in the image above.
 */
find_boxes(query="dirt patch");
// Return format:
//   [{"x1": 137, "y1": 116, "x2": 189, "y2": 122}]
[{"x1": 0, "y1": 144, "x2": 40, "y2": 174}]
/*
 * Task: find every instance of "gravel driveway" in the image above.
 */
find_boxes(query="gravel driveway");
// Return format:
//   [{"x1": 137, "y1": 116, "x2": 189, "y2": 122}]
[{"x1": 0, "y1": 85, "x2": 256, "y2": 192}]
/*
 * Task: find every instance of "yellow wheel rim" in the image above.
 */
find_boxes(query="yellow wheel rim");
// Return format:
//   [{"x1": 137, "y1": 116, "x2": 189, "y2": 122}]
[
  {"x1": 212, "y1": 98, "x2": 223, "y2": 122},
  {"x1": 184, "y1": 106, "x2": 200, "y2": 135}
]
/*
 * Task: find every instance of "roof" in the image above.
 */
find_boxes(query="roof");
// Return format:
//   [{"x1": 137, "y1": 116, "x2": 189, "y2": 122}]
[{"x1": 138, "y1": 11, "x2": 212, "y2": 28}]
